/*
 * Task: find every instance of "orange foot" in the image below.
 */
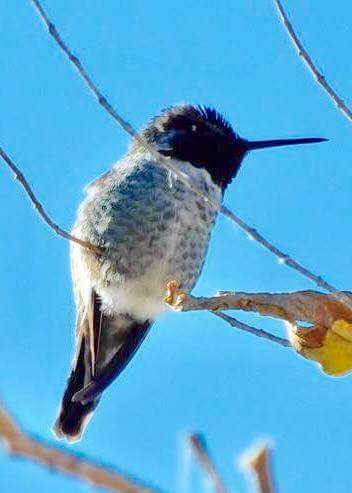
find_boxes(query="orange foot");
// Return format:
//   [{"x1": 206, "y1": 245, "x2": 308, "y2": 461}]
[{"x1": 164, "y1": 280, "x2": 188, "y2": 310}]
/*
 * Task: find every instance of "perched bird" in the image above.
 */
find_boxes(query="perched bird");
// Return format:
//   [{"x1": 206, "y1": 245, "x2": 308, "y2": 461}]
[{"x1": 53, "y1": 104, "x2": 326, "y2": 441}]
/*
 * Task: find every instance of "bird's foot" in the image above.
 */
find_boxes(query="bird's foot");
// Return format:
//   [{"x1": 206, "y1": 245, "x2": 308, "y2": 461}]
[{"x1": 164, "y1": 280, "x2": 188, "y2": 311}]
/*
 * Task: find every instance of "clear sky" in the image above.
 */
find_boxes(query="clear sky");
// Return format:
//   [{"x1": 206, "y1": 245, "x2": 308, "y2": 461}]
[{"x1": 1, "y1": 1, "x2": 352, "y2": 492}]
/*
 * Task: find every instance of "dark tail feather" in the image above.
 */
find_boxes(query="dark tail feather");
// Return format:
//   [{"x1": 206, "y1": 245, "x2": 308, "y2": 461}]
[
  {"x1": 53, "y1": 332, "x2": 100, "y2": 442},
  {"x1": 73, "y1": 318, "x2": 151, "y2": 405},
  {"x1": 54, "y1": 311, "x2": 152, "y2": 441}
]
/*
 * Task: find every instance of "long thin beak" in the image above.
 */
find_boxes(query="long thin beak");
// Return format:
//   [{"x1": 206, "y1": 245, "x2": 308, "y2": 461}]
[{"x1": 243, "y1": 137, "x2": 328, "y2": 151}]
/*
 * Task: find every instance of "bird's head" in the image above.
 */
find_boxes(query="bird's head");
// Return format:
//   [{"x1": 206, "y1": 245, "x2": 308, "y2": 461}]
[{"x1": 139, "y1": 104, "x2": 327, "y2": 191}]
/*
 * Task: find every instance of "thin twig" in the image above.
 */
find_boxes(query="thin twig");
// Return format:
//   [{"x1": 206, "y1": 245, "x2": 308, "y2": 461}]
[
  {"x1": 29, "y1": 0, "x2": 352, "y2": 314},
  {"x1": 273, "y1": 0, "x2": 352, "y2": 122},
  {"x1": 0, "y1": 402, "x2": 157, "y2": 493},
  {"x1": 221, "y1": 206, "x2": 344, "y2": 296},
  {"x1": 164, "y1": 282, "x2": 306, "y2": 347},
  {"x1": 188, "y1": 433, "x2": 228, "y2": 493},
  {"x1": 165, "y1": 284, "x2": 352, "y2": 368},
  {"x1": 0, "y1": 147, "x2": 102, "y2": 255},
  {"x1": 29, "y1": 0, "x2": 217, "y2": 210},
  {"x1": 212, "y1": 312, "x2": 290, "y2": 347},
  {"x1": 240, "y1": 442, "x2": 276, "y2": 493}
]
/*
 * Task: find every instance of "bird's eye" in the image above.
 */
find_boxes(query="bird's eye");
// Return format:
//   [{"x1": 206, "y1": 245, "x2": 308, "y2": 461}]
[{"x1": 191, "y1": 125, "x2": 197, "y2": 132}]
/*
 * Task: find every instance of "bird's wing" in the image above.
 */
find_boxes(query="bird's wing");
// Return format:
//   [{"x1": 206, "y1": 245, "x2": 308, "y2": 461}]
[
  {"x1": 72, "y1": 290, "x2": 152, "y2": 405},
  {"x1": 54, "y1": 290, "x2": 152, "y2": 440}
]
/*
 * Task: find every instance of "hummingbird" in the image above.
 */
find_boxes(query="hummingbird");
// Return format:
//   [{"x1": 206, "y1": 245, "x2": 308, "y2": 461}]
[{"x1": 53, "y1": 104, "x2": 326, "y2": 441}]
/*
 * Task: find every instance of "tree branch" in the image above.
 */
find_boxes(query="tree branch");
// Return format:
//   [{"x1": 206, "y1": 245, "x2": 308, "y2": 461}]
[
  {"x1": 165, "y1": 285, "x2": 352, "y2": 322},
  {"x1": 273, "y1": 0, "x2": 352, "y2": 122},
  {"x1": 188, "y1": 433, "x2": 228, "y2": 493},
  {"x1": 220, "y1": 206, "x2": 351, "y2": 305},
  {"x1": 29, "y1": 0, "x2": 221, "y2": 211},
  {"x1": 0, "y1": 402, "x2": 158, "y2": 493},
  {"x1": 212, "y1": 311, "x2": 290, "y2": 347},
  {"x1": 164, "y1": 281, "x2": 291, "y2": 347},
  {"x1": 164, "y1": 281, "x2": 352, "y2": 350},
  {"x1": 0, "y1": 147, "x2": 103, "y2": 255},
  {"x1": 29, "y1": 0, "x2": 352, "y2": 314}
]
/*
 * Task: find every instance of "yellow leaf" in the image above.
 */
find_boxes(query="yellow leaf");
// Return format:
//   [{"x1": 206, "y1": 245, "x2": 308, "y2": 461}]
[{"x1": 299, "y1": 320, "x2": 352, "y2": 377}]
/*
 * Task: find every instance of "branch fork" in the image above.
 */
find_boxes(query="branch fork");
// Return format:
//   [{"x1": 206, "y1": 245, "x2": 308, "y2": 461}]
[{"x1": 165, "y1": 281, "x2": 352, "y2": 376}]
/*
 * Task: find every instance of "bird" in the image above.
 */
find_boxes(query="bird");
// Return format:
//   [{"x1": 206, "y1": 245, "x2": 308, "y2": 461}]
[{"x1": 53, "y1": 104, "x2": 326, "y2": 441}]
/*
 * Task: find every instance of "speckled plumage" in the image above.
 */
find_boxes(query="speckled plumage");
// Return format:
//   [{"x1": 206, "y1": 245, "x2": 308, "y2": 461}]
[
  {"x1": 72, "y1": 152, "x2": 221, "y2": 322},
  {"x1": 54, "y1": 143, "x2": 222, "y2": 441},
  {"x1": 53, "y1": 104, "x2": 233, "y2": 442},
  {"x1": 54, "y1": 104, "x2": 325, "y2": 441}
]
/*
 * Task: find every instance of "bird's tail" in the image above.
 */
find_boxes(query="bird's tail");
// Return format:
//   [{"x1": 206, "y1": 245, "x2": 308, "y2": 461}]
[
  {"x1": 53, "y1": 291, "x2": 152, "y2": 442},
  {"x1": 53, "y1": 331, "x2": 99, "y2": 442}
]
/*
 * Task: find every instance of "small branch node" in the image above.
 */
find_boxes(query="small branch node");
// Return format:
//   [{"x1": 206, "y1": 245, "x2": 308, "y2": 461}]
[
  {"x1": 69, "y1": 54, "x2": 79, "y2": 65},
  {"x1": 98, "y1": 95, "x2": 108, "y2": 106},
  {"x1": 48, "y1": 22, "x2": 56, "y2": 36}
]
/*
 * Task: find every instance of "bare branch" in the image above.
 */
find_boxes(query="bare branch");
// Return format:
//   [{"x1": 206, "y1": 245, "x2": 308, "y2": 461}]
[
  {"x1": 221, "y1": 206, "x2": 350, "y2": 302},
  {"x1": 273, "y1": 0, "x2": 352, "y2": 122},
  {"x1": 212, "y1": 312, "x2": 290, "y2": 347},
  {"x1": 0, "y1": 147, "x2": 103, "y2": 255},
  {"x1": 29, "y1": 0, "x2": 219, "y2": 211},
  {"x1": 0, "y1": 402, "x2": 157, "y2": 493},
  {"x1": 240, "y1": 442, "x2": 276, "y2": 493},
  {"x1": 29, "y1": 0, "x2": 352, "y2": 313},
  {"x1": 164, "y1": 281, "x2": 352, "y2": 350},
  {"x1": 165, "y1": 284, "x2": 352, "y2": 322},
  {"x1": 164, "y1": 281, "x2": 290, "y2": 347},
  {"x1": 188, "y1": 433, "x2": 228, "y2": 493}
]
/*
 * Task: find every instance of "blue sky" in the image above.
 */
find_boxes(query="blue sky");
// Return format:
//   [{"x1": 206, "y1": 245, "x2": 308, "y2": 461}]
[{"x1": 1, "y1": 1, "x2": 352, "y2": 491}]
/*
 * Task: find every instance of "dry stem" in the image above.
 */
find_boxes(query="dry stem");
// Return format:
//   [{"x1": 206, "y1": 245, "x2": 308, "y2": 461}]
[
  {"x1": 212, "y1": 311, "x2": 290, "y2": 347},
  {"x1": 188, "y1": 433, "x2": 228, "y2": 493},
  {"x1": 0, "y1": 147, "x2": 102, "y2": 255},
  {"x1": 165, "y1": 281, "x2": 352, "y2": 349},
  {"x1": 0, "y1": 403, "x2": 157, "y2": 493},
  {"x1": 241, "y1": 442, "x2": 276, "y2": 493},
  {"x1": 273, "y1": 0, "x2": 352, "y2": 122}
]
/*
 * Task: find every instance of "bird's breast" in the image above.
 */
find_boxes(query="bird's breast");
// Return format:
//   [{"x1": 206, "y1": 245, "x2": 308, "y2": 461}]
[{"x1": 72, "y1": 157, "x2": 222, "y2": 320}]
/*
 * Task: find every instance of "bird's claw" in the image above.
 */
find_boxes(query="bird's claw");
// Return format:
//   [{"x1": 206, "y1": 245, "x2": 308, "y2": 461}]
[{"x1": 164, "y1": 280, "x2": 188, "y2": 311}]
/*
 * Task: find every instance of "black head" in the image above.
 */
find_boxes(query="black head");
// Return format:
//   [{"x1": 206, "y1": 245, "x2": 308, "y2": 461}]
[{"x1": 140, "y1": 104, "x2": 327, "y2": 190}]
